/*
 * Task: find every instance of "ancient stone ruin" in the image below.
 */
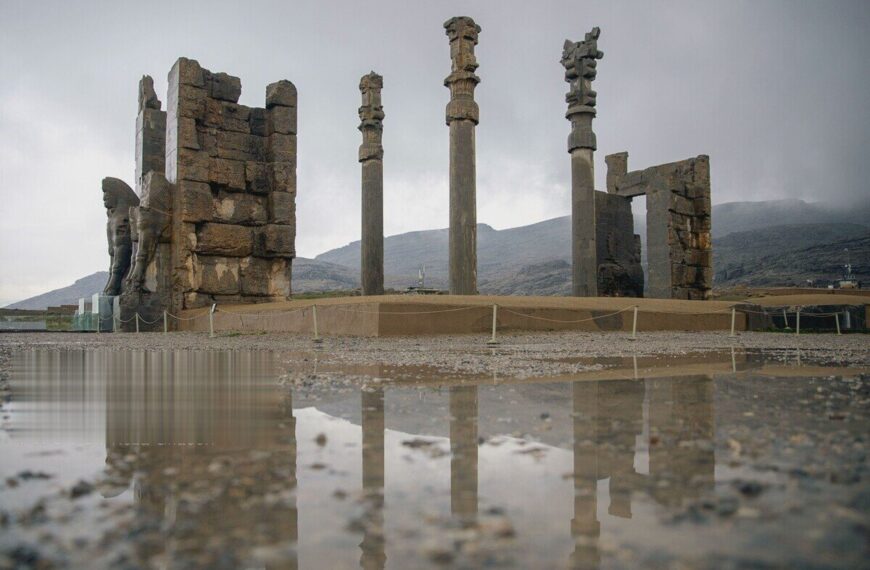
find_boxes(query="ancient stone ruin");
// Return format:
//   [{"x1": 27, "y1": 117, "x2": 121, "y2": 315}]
[
  {"x1": 359, "y1": 72, "x2": 385, "y2": 296},
  {"x1": 108, "y1": 58, "x2": 297, "y2": 330},
  {"x1": 444, "y1": 16, "x2": 482, "y2": 295},
  {"x1": 606, "y1": 153, "x2": 712, "y2": 299}
]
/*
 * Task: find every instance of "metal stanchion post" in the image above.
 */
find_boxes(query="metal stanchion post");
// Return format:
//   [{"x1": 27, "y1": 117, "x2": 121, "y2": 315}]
[
  {"x1": 795, "y1": 308, "x2": 800, "y2": 336},
  {"x1": 630, "y1": 305, "x2": 638, "y2": 340},
  {"x1": 209, "y1": 304, "x2": 216, "y2": 338},
  {"x1": 487, "y1": 304, "x2": 500, "y2": 346},
  {"x1": 312, "y1": 305, "x2": 322, "y2": 344},
  {"x1": 729, "y1": 307, "x2": 736, "y2": 338},
  {"x1": 782, "y1": 308, "x2": 788, "y2": 329},
  {"x1": 135, "y1": 314, "x2": 140, "y2": 334},
  {"x1": 163, "y1": 310, "x2": 168, "y2": 334}
]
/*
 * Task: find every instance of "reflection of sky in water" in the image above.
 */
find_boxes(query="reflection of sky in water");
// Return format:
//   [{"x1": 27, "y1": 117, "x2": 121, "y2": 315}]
[{"x1": 1, "y1": 348, "x2": 865, "y2": 569}]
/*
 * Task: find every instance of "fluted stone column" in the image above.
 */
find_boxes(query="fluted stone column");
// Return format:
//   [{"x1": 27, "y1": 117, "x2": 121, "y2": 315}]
[
  {"x1": 563, "y1": 28, "x2": 603, "y2": 297},
  {"x1": 444, "y1": 17, "x2": 481, "y2": 295},
  {"x1": 449, "y1": 385, "x2": 478, "y2": 519},
  {"x1": 359, "y1": 72, "x2": 385, "y2": 296}
]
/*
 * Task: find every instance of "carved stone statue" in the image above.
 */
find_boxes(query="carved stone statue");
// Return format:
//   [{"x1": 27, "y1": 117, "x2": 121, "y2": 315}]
[
  {"x1": 102, "y1": 177, "x2": 139, "y2": 295},
  {"x1": 126, "y1": 172, "x2": 172, "y2": 292}
]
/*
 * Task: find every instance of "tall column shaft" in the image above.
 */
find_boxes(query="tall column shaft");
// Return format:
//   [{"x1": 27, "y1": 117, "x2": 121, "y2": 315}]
[
  {"x1": 444, "y1": 16, "x2": 481, "y2": 295},
  {"x1": 359, "y1": 72, "x2": 385, "y2": 296},
  {"x1": 563, "y1": 28, "x2": 604, "y2": 298},
  {"x1": 361, "y1": 159, "x2": 384, "y2": 295},
  {"x1": 449, "y1": 120, "x2": 477, "y2": 295},
  {"x1": 571, "y1": 145, "x2": 596, "y2": 296},
  {"x1": 450, "y1": 385, "x2": 478, "y2": 518}
]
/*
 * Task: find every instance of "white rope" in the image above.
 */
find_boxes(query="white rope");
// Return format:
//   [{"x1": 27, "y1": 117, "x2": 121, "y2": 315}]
[
  {"x1": 501, "y1": 305, "x2": 634, "y2": 324},
  {"x1": 328, "y1": 304, "x2": 482, "y2": 316}
]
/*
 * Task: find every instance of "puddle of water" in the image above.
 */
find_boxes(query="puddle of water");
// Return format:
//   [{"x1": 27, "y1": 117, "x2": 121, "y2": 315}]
[{"x1": 0, "y1": 349, "x2": 867, "y2": 569}]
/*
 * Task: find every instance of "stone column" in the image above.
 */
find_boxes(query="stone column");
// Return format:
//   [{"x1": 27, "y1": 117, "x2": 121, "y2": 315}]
[
  {"x1": 444, "y1": 17, "x2": 481, "y2": 295},
  {"x1": 570, "y1": 381, "x2": 600, "y2": 569},
  {"x1": 360, "y1": 387, "x2": 386, "y2": 569},
  {"x1": 562, "y1": 28, "x2": 604, "y2": 297},
  {"x1": 358, "y1": 72, "x2": 385, "y2": 296},
  {"x1": 449, "y1": 385, "x2": 478, "y2": 519}
]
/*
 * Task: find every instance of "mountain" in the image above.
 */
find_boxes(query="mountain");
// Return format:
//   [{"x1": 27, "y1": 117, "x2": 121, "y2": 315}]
[
  {"x1": 714, "y1": 226, "x2": 869, "y2": 287},
  {"x1": 5, "y1": 272, "x2": 108, "y2": 310},
  {"x1": 9, "y1": 199, "x2": 868, "y2": 308}
]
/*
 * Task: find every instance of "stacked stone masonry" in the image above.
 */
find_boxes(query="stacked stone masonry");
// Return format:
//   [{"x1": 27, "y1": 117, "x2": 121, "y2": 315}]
[
  {"x1": 165, "y1": 58, "x2": 297, "y2": 311},
  {"x1": 606, "y1": 153, "x2": 712, "y2": 300}
]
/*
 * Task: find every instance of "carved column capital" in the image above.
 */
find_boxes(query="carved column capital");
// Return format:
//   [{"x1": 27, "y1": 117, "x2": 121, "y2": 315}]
[
  {"x1": 358, "y1": 71, "x2": 384, "y2": 162},
  {"x1": 563, "y1": 27, "x2": 603, "y2": 151},
  {"x1": 444, "y1": 16, "x2": 481, "y2": 126}
]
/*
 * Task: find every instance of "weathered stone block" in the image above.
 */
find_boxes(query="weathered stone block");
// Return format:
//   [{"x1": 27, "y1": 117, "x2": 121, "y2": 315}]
[
  {"x1": 178, "y1": 117, "x2": 200, "y2": 150},
  {"x1": 177, "y1": 148, "x2": 210, "y2": 182},
  {"x1": 216, "y1": 131, "x2": 263, "y2": 161},
  {"x1": 196, "y1": 223, "x2": 253, "y2": 256},
  {"x1": 177, "y1": 86, "x2": 208, "y2": 119},
  {"x1": 199, "y1": 128, "x2": 218, "y2": 157},
  {"x1": 245, "y1": 162, "x2": 270, "y2": 194},
  {"x1": 268, "y1": 161, "x2": 296, "y2": 192},
  {"x1": 256, "y1": 225, "x2": 295, "y2": 257},
  {"x1": 266, "y1": 133, "x2": 296, "y2": 162},
  {"x1": 267, "y1": 192, "x2": 294, "y2": 224},
  {"x1": 265, "y1": 80, "x2": 297, "y2": 109},
  {"x1": 170, "y1": 58, "x2": 205, "y2": 87},
  {"x1": 195, "y1": 255, "x2": 240, "y2": 295},
  {"x1": 203, "y1": 99, "x2": 251, "y2": 133},
  {"x1": 208, "y1": 158, "x2": 246, "y2": 190},
  {"x1": 178, "y1": 180, "x2": 213, "y2": 222},
  {"x1": 249, "y1": 108, "x2": 267, "y2": 136},
  {"x1": 239, "y1": 257, "x2": 271, "y2": 295},
  {"x1": 207, "y1": 72, "x2": 242, "y2": 102},
  {"x1": 212, "y1": 192, "x2": 267, "y2": 224},
  {"x1": 267, "y1": 106, "x2": 296, "y2": 135}
]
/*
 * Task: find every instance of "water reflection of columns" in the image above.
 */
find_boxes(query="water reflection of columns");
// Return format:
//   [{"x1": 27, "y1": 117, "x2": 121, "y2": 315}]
[
  {"x1": 360, "y1": 388, "x2": 386, "y2": 569},
  {"x1": 599, "y1": 380, "x2": 644, "y2": 519},
  {"x1": 571, "y1": 381, "x2": 599, "y2": 570},
  {"x1": 450, "y1": 385, "x2": 478, "y2": 519},
  {"x1": 283, "y1": 389, "x2": 299, "y2": 570}
]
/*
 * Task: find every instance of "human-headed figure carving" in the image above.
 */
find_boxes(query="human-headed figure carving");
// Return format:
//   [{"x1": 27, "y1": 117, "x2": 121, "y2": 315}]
[
  {"x1": 126, "y1": 172, "x2": 172, "y2": 292},
  {"x1": 102, "y1": 177, "x2": 140, "y2": 295},
  {"x1": 138, "y1": 75, "x2": 161, "y2": 111},
  {"x1": 562, "y1": 27, "x2": 604, "y2": 111}
]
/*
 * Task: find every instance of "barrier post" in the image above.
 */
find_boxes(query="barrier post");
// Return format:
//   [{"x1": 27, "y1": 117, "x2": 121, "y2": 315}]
[
  {"x1": 209, "y1": 304, "x2": 216, "y2": 338},
  {"x1": 782, "y1": 308, "x2": 789, "y2": 329},
  {"x1": 113, "y1": 313, "x2": 118, "y2": 333},
  {"x1": 312, "y1": 305, "x2": 322, "y2": 344},
  {"x1": 135, "y1": 313, "x2": 140, "y2": 334},
  {"x1": 487, "y1": 304, "x2": 500, "y2": 346},
  {"x1": 795, "y1": 308, "x2": 800, "y2": 336},
  {"x1": 729, "y1": 307, "x2": 737, "y2": 338},
  {"x1": 163, "y1": 310, "x2": 168, "y2": 334},
  {"x1": 630, "y1": 305, "x2": 638, "y2": 340},
  {"x1": 835, "y1": 312, "x2": 841, "y2": 335}
]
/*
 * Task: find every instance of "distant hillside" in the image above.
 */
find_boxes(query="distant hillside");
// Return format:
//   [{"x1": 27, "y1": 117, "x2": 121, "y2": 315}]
[
  {"x1": 10, "y1": 199, "x2": 868, "y2": 308},
  {"x1": 715, "y1": 227, "x2": 869, "y2": 287},
  {"x1": 5, "y1": 272, "x2": 108, "y2": 310}
]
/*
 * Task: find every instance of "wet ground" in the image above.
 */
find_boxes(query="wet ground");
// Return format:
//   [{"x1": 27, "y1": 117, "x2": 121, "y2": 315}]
[{"x1": 0, "y1": 333, "x2": 868, "y2": 568}]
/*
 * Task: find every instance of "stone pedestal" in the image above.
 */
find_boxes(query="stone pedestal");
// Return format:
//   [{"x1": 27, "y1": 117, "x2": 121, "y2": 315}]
[
  {"x1": 358, "y1": 72, "x2": 385, "y2": 296},
  {"x1": 444, "y1": 17, "x2": 481, "y2": 295}
]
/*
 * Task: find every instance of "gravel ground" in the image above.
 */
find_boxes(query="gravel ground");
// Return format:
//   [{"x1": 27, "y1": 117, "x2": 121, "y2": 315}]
[{"x1": 0, "y1": 330, "x2": 867, "y2": 387}]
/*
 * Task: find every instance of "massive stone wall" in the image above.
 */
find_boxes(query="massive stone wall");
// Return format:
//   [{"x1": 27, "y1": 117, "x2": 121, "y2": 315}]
[
  {"x1": 164, "y1": 58, "x2": 297, "y2": 311},
  {"x1": 606, "y1": 153, "x2": 712, "y2": 300},
  {"x1": 595, "y1": 192, "x2": 643, "y2": 297}
]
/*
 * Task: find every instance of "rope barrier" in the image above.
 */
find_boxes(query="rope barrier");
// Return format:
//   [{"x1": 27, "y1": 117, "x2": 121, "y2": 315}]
[
  {"x1": 327, "y1": 304, "x2": 483, "y2": 316},
  {"x1": 501, "y1": 305, "x2": 635, "y2": 324}
]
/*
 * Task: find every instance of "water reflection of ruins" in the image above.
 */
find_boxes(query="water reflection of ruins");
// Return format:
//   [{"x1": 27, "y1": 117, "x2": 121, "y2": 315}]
[{"x1": 13, "y1": 350, "x2": 720, "y2": 568}]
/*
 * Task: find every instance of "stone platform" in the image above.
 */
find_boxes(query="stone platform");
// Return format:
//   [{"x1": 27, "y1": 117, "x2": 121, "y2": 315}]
[{"x1": 177, "y1": 295, "x2": 748, "y2": 337}]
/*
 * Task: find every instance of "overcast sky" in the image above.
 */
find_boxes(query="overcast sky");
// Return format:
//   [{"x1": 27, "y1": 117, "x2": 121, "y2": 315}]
[{"x1": 1, "y1": 0, "x2": 868, "y2": 305}]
